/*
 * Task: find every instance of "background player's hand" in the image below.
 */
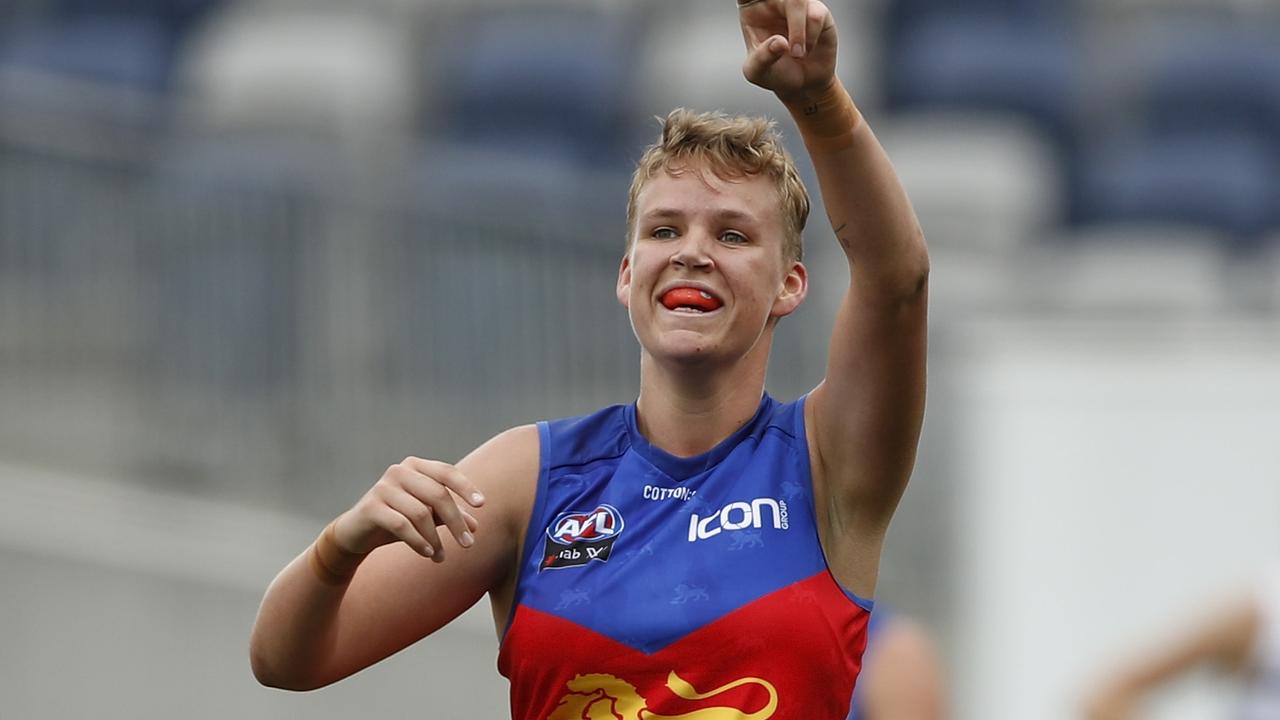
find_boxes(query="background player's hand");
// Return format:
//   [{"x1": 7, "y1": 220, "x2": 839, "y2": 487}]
[
  {"x1": 738, "y1": 0, "x2": 837, "y2": 103},
  {"x1": 333, "y1": 457, "x2": 485, "y2": 563},
  {"x1": 1082, "y1": 686, "x2": 1139, "y2": 720}
]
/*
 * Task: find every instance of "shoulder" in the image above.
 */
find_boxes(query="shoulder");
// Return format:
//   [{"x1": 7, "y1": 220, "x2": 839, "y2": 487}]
[
  {"x1": 462, "y1": 423, "x2": 540, "y2": 475},
  {"x1": 456, "y1": 424, "x2": 541, "y2": 540},
  {"x1": 542, "y1": 403, "x2": 632, "y2": 471},
  {"x1": 458, "y1": 406, "x2": 631, "y2": 533}
]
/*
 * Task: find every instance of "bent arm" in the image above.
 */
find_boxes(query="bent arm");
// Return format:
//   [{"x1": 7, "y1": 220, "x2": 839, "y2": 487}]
[
  {"x1": 794, "y1": 77, "x2": 929, "y2": 527},
  {"x1": 249, "y1": 425, "x2": 538, "y2": 690},
  {"x1": 1084, "y1": 596, "x2": 1260, "y2": 720}
]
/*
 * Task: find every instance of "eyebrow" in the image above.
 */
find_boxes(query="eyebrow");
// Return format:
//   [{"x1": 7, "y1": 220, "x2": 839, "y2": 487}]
[{"x1": 640, "y1": 207, "x2": 759, "y2": 224}]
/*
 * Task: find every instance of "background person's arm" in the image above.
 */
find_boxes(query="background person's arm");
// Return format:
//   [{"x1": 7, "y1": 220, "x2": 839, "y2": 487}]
[
  {"x1": 1083, "y1": 596, "x2": 1260, "y2": 720},
  {"x1": 859, "y1": 616, "x2": 947, "y2": 720}
]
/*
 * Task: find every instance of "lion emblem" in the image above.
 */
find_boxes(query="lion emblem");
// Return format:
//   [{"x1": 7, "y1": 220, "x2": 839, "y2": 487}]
[
  {"x1": 727, "y1": 532, "x2": 764, "y2": 551},
  {"x1": 556, "y1": 588, "x2": 591, "y2": 610},
  {"x1": 548, "y1": 671, "x2": 777, "y2": 720},
  {"x1": 670, "y1": 584, "x2": 710, "y2": 604}
]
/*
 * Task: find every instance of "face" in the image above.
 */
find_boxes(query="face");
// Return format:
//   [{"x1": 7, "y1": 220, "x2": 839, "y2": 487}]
[{"x1": 616, "y1": 164, "x2": 808, "y2": 367}]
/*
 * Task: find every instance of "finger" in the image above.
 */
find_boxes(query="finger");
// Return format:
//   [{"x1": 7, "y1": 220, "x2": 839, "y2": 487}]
[
  {"x1": 383, "y1": 487, "x2": 450, "y2": 557},
  {"x1": 786, "y1": 0, "x2": 808, "y2": 58},
  {"x1": 387, "y1": 490, "x2": 448, "y2": 562},
  {"x1": 463, "y1": 510, "x2": 479, "y2": 534},
  {"x1": 404, "y1": 457, "x2": 485, "y2": 508},
  {"x1": 806, "y1": 4, "x2": 829, "y2": 54},
  {"x1": 742, "y1": 34, "x2": 789, "y2": 86},
  {"x1": 370, "y1": 501, "x2": 434, "y2": 558},
  {"x1": 396, "y1": 467, "x2": 475, "y2": 550}
]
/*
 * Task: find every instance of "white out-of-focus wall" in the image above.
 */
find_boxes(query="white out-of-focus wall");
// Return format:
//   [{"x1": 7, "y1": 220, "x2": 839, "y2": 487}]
[
  {"x1": 941, "y1": 316, "x2": 1280, "y2": 720},
  {"x1": 0, "y1": 465, "x2": 509, "y2": 719}
]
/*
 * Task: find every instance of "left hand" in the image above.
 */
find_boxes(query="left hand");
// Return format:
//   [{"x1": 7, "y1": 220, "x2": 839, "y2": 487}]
[{"x1": 738, "y1": 0, "x2": 838, "y2": 103}]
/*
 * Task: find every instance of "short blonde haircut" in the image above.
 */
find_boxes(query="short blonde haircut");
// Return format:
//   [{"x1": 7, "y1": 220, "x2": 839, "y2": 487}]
[{"x1": 626, "y1": 108, "x2": 809, "y2": 263}]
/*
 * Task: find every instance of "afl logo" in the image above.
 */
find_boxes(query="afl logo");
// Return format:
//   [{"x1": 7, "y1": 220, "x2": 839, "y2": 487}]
[
  {"x1": 547, "y1": 505, "x2": 624, "y2": 545},
  {"x1": 541, "y1": 504, "x2": 624, "y2": 571}
]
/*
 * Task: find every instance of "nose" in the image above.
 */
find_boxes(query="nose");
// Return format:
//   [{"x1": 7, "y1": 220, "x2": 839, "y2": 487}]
[{"x1": 670, "y1": 231, "x2": 714, "y2": 271}]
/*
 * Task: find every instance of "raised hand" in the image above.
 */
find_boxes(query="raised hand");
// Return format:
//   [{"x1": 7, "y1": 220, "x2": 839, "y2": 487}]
[
  {"x1": 333, "y1": 456, "x2": 486, "y2": 563},
  {"x1": 738, "y1": 0, "x2": 838, "y2": 102}
]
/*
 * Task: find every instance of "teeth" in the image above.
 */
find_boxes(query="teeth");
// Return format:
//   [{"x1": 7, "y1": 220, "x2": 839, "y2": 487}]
[{"x1": 699, "y1": 291, "x2": 712, "y2": 300}]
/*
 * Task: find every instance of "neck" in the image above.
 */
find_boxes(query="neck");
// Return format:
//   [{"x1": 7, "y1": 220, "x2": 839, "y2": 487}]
[{"x1": 634, "y1": 334, "x2": 774, "y2": 458}]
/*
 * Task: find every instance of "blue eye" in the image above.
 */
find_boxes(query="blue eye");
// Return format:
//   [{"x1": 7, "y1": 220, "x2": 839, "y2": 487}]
[
  {"x1": 653, "y1": 227, "x2": 677, "y2": 239},
  {"x1": 721, "y1": 231, "x2": 747, "y2": 244}
]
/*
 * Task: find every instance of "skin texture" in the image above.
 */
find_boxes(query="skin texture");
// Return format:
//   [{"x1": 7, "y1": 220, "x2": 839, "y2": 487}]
[
  {"x1": 1083, "y1": 596, "x2": 1261, "y2": 720},
  {"x1": 249, "y1": 0, "x2": 928, "y2": 691}
]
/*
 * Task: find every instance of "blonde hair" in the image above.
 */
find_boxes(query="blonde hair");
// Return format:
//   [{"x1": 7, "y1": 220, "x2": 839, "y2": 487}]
[{"x1": 626, "y1": 109, "x2": 809, "y2": 263}]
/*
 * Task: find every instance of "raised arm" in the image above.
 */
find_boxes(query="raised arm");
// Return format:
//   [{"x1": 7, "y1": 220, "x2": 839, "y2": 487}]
[
  {"x1": 249, "y1": 424, "x2": 539, "y2": 690},
  {"x1": 739, "y1": 0, "x2": 928, "y2": 579}
]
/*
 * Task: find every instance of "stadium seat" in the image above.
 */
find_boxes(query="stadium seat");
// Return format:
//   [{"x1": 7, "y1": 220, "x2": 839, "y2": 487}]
[
  {"x1": 1073, "y1": 131, "x2": 1275, "y2": 248},
  {"x1": 877, "y1": 112, "x2": 1064, "y2": 254},
  {"x1": 1019, "y1": 224, "x2": 1230, "y2": 315},
  {"x1": 1141, "y1": 27, "x2": 1280, "y2": 142},
  {"x1": 178, "y1": 8, "x2": 417, "y2": 143},
  {"x1": 431, "y1": 9, "x2": 634, "y2": 168},
  {"x1": 886, "y1": 16, "x2": 1082, "y2": 153},
  {"x1": 415, "y1": 142, "x2": 627, "y2": 225},
  {"x1": 882, "y1": 0, "x2": 1068, "y2": 53},
  {"x1": 50, "y1": 0, "x2": 224, "y2": 38},
  {"x1": 0, "y1": 16, "x2": 173, "y2": 92}
]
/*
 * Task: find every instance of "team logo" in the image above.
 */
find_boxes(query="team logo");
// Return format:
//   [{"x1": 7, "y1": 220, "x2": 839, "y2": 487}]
[
  {"x1": 542, "y1": 504, "x2": 625, "y2": 570},
  {"x1": 548, "y1": 670, "x2": 777, "y2": 720}
]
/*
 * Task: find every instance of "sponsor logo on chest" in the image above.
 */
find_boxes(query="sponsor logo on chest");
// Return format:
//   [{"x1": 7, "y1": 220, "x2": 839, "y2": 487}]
[{"x1": 688, "y1": 497, "x2": 789, "y2": 542}]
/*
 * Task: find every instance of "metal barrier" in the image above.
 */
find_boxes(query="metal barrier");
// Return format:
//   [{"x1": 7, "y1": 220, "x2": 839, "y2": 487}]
[{"x1": 0, "y1": 121, "x2": 833, "y2": 516}]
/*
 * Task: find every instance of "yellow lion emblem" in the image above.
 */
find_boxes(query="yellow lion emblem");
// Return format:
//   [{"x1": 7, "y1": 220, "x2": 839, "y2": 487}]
[{"x1": 547, "y1": 671, "x2": 777, "y2": 720}]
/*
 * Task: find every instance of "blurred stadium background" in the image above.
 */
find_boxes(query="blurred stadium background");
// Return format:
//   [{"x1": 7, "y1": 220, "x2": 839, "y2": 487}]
[{"x1": 1, "y1": 0, "x2": 1278, "y2": 718}]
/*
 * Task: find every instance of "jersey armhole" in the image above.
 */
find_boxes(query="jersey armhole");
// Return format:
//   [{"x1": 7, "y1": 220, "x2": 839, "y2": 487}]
[
  {"x1": 795, "y1": 391, "x2": 876, "y2": 615},
  {"x1": 499, "y1": 420, "x2": 552, "y2": 644}
]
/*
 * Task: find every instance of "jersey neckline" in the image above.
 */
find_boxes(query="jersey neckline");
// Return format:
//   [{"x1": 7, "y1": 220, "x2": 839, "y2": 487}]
[{"x1": 622, "y1": 392, "x2": 775, "y2": 481}]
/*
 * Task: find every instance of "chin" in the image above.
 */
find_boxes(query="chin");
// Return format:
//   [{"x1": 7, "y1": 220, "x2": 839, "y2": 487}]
[{"x1": 647, "y1": 332, "x2": 730, "y2": 366}]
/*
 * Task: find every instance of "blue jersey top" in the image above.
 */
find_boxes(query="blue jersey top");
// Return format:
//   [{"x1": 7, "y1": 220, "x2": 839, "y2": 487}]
[{"x1": 498, "y1": 393, "x2": 873, "y2": 719}]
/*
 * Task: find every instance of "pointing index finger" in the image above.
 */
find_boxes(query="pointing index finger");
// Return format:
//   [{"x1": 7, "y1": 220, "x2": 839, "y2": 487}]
[{"x1": 786, "y1": 0, "x2": 808, "y2": 57}]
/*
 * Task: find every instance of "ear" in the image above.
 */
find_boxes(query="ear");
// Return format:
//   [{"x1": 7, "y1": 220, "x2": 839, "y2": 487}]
[
  {"x1": 615, "y1": 252, "x2": 632, "y2": 309},
  {"x1": 771, "y1": 260, "x2": 808, "y2": 318}
]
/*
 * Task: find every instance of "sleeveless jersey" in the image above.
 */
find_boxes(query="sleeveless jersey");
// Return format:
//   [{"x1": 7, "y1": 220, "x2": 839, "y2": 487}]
[{"x1": 497, "y1": 393, "x2": 873, "y2": 720}]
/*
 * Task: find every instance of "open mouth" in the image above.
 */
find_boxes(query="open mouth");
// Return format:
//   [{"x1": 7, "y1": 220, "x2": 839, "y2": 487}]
[{"x1": 660, "y1": 287, "x2": 724, "y2": 314}]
